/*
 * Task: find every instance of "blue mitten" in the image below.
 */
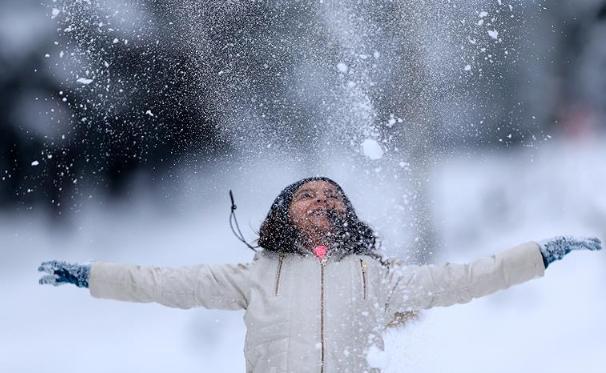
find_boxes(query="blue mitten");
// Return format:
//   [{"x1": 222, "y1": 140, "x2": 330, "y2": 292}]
[
  {"x1": 538, "y1": 236, "x2": 602, "y2": 268},
  {"x1": 38, "y1": 260, "x2": 91, "y2": 288}
]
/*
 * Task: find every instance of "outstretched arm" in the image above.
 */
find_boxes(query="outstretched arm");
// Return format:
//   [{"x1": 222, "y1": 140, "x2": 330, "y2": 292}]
[
  {"x1": 39, "y1": 260, "x2": 252, "y2": 310},
  {"x1": 385, "y1": 236, "x2": 601, "y2": 315}
]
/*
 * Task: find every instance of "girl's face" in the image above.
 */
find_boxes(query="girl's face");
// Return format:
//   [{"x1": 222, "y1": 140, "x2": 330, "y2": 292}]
[{"x1": 288, "y1": 180, "x2": 347, "y2": 241}]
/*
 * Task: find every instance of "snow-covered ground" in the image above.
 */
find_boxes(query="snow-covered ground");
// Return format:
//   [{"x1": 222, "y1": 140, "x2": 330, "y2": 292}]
[{"x1": 1, "y1": 136, "x2": 604, "y2": 372}]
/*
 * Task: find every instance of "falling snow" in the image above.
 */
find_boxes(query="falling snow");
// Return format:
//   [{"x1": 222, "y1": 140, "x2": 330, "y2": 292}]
[
  {"x1": 337, "y1": 62, "x2": 349, "y2": 73},
  {"x1": 361, "y1": 139, "x2": 384, "y2": 160},
  {"x1": 76, "y1": 77, "x2": 93, "y2": 85},
  {"x1": 488, "y1": 30, "x2": 499, "y2": 40}
]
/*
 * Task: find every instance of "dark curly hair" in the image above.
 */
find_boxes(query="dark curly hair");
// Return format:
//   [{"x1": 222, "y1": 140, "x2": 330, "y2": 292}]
[{"x1": 258, "y1": 177, "x2": 381, "y2": 260}]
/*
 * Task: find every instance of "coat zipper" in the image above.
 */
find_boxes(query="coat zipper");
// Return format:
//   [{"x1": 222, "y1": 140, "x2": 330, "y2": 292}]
[
  {"x1": 359, "y1": 259, "x2": 368, "y2": 300},
  {"x1": 274, "y1": 254, "x2": 285, "y2": 296},
  {"x1": 320, "y1": 260, "x2": 326, "y2": 373}
]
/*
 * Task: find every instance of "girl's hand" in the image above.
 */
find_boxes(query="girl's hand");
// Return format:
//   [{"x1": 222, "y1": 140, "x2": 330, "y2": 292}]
[
  {"x1": 38, "y1": 260, "x2": 91, "y2": 288},
  {"x1": 538, "y1": 236, "x2": 602, "y2": 268}
]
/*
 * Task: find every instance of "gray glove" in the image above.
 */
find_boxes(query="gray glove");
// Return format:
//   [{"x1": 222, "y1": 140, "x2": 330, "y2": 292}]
[
  {"x1": 38, "y1": 260, "x2": 91, "y2": 288},
  {"x1": 538, "y1": 236, "x2": 602, "y2": 268}
]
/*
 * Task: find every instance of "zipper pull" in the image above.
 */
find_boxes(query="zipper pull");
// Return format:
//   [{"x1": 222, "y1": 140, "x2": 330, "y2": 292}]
[{"x1": 360, "y1": 259, "x2": 368, "y2": 300}]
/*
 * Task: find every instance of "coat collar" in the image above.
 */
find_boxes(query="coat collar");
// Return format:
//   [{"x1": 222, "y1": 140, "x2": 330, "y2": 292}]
[{"x1": 259, "y1": 241, "x2": 383, "y2": 263}]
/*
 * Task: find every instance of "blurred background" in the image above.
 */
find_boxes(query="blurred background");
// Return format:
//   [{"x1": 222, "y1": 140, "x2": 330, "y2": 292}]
[{"x1": 1, "y1": 0, "x2": 605, "y2": 372}]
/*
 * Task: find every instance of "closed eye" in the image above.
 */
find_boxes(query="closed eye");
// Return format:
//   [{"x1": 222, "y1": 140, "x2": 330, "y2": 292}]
[
  {"x1": 324, "y1": 191, "x2": 342, "y2": 200},
  {"x1": 297, "y1": 191, "x2": 314, "y2": 199}
]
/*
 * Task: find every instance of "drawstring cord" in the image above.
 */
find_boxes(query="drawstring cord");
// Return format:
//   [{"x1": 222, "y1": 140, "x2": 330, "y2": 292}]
[{"x1": 229, "y1": 190, "x2": 258, "y2": 252}]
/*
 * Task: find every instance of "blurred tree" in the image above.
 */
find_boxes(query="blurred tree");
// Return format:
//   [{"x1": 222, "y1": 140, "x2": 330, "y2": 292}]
[{"x1": 0, "y1": 0, "x2": 227, "y2": 214}]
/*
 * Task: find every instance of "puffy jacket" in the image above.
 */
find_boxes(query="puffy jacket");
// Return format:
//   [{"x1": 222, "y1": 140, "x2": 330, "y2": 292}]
[{"x1": 89, "y1": 241, "x2": 545, "y2": 372}]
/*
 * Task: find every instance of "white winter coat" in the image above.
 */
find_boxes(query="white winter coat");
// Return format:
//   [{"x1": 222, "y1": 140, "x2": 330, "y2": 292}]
[{"x1": 89, "y1": 241, "x2": 545, "y2": 373}]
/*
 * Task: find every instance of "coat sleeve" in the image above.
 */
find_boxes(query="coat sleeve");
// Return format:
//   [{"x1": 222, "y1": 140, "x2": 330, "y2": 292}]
[
  {"x1": 88, "y1": 261, "x2": 252, "y2": 310},
  {"x1": 384, "y1": 241, "x2": 545, "y2": 315}
]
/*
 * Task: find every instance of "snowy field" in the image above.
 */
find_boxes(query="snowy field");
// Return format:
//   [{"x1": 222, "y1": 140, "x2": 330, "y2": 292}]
[{"x1": 1, "y1": 136, "x2": 605, "y2": 372}]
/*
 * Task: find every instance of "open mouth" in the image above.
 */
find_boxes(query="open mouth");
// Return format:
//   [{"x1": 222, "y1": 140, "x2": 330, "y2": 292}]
[{"x1": 308, "y1": 208, "x2": 329, "y2": 217}]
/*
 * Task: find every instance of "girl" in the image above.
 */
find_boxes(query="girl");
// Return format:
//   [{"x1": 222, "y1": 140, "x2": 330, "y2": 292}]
[{"x1": 39, "y1": 176, "x2": 602, "y2": 373}]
